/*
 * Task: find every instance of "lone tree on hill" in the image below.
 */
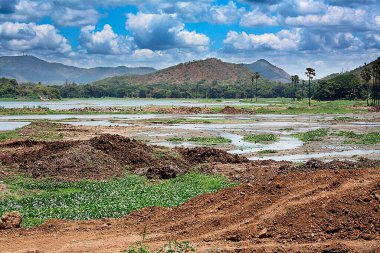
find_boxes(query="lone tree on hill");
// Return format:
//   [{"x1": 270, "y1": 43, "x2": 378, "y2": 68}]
[
  {"x1": 305, "y1": 68, "x2": 316, "y2": 106},
  {"x1": 360, "y1": 65, "x2": 372, "y2": 106}
]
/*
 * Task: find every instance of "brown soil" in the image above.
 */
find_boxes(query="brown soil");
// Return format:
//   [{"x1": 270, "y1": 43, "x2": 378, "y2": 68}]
[
  {"x1": 280, "y1": 158, "x2": 380, "y2": 172},
  {"x1": 221, "y1": 106, "x2": 249, "y2": 114},
  {"x1": 177, "y1": 147, "x2": 249, "y2": 164},
  {"x1": 1, "y1": 135, "x2": 258, "y2": 181},
  {"x1": 0, "y1": 134, "x2": 190, "y2": 181},
  {"x1": 1, "y1": 167, "x2": 379, "y2": 252},
  {"x1": 0, "y1": 211, "x2": 22, "y2": 229}
]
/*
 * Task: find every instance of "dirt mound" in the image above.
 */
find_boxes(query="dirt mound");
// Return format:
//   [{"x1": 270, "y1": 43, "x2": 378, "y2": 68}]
[
  {"x1": 1, "y1": 134, "x2": 189, "y2": 181},
  {"x1": 0, "y1": 211, "x2": 22, "y2": 229},
  {"x1": 89, "y1": 134, "x2": 155, "y2": 167},
  {"x1": 281, "y1": 158, "x2": 380, "y2": 172},
  {"x1": 0, "y1": 139, "x2": 45, "y2": 148},
  {"x1": 156, "y1": 106, "x2": 212, "y2": 114},
  {"x1": 134, "y1": 168, "x2": 380, "y2": 250},
  {"x1": 221, "y1": 106, "x2": 248, "y2": 114},
  {"x1": 177, "y1": 147, "x2": 249, "y2": 164},
  {"x1": 20, "y1": 144, "x2": 123, "y2": 181}
]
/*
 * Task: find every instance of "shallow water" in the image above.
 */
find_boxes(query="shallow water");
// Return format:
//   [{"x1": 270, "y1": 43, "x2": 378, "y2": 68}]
[
  {"x1": 0, "y1": 99, "x2": 268, "y2": 109},
  {"x1": 0, "y1": 121, "x2": 30, "y2": 131},
  {"x1": 249, "y1": 149, "x2": 380, "y2": 162}
]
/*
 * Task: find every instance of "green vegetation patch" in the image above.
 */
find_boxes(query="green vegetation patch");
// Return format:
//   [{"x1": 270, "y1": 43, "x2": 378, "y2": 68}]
[
  {"x1": 293, "y1": 128, "x2": 328, "y2": 142},
  {"x1": 187, "y1": 136, "x2": 231, "y2": 145},
  {"x1": 167, "y1": 137, "x2": 185, "y2": 143},
  {"x1": 257, "y1": 150, "x2": 278, "y2": 154},
  {"x1": 243, "y1": 134, "x2": 278, "y2": 143},
  {"x1": 0, "y1": 130, "x2": 19, "y2": 142},
  {"x1": 337, "y1": 131, "x2": 380, "y2": 144},
  {"x1": 0, "y1": 173, "x2": 234, "y2": 227}
]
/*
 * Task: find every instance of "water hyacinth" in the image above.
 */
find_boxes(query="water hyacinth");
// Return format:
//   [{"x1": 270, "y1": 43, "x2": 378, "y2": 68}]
[{"x1": 0, "y1": 173, "x2": 235, "y2": 227}]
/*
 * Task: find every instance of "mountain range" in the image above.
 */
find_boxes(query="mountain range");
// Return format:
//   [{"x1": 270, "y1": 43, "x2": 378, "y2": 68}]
[
  {"x1": 0, "y1": 55, "x2": 156, "y2": 84},
  {"x1": 0, "y1": 55, "x2": 292, "y2": 85}
]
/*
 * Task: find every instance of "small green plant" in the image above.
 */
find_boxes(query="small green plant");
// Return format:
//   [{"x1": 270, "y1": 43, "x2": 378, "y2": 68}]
[
  {"x1": 243, "y1": 134, "x2": 278, "y2": 143},
  {"x1": 159, "y1": 241, "x2": 195, "y2": 253},
  {"x1": 257, "y1": 150, "x2": 278, "y2": 154},
  {"x1": 0, "y1": 130, "x2": 19, "y2": 142},
  {"x1": 167, "y1": 137, "x2": 185, "y2": 143},
  {"x1": 187, "y1": 136, "x2": 231, "y2": 145},
  {"x1": 293, "y1": 129, "x2": 328, "y2": 142},
  {"x1": 337, "y1": 131, "x2": 380, "y2": 145}
]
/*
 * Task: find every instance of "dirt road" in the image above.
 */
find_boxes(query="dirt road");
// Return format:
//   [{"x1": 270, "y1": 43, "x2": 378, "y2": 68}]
[{"x1": 1, "y1": 167, "x2": 379, "y2": 253}]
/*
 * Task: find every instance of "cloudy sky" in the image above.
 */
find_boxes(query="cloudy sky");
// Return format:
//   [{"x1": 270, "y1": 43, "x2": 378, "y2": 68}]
[{"x1": 0, "y1": 0, "x2": 379, "y2": 77}]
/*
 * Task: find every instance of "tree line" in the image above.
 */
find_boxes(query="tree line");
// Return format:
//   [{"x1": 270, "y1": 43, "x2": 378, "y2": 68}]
[{"x1": 2, "y1": 58, "x2": 380, "y2": 102}]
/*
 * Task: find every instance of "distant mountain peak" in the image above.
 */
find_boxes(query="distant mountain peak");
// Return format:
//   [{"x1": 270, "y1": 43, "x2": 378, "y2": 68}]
[
  {"x1": 243, "y1": 59, "x2": 291, "y2": 83},
  {"x1": 101, "y1": 57, "x2": 256, "y2": 86},
  {"x1": 0, "y1": 55, "x2": 156, "y2": 84}
]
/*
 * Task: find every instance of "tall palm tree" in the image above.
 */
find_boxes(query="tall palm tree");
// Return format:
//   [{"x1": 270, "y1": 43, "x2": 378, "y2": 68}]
[
  {"x1": 301, "y1": 80, "x2": 306, "y2": 100},
  {"x1": 254, "y1": 72, "x2": 260, "y2": 102},
  {"x1": 360, "y1": 65, "x2": 372, "y2": 106},
  {"x1": 372, "y1": 57, "x2": 380, "y2": 106},
  {"x1": 305, "y1": 68, "x2": 316, "y2": 106},
  {"x1": 294, "y1": 75, "x2": 299, "y2": 101},
  {"x1": 290, "y1": 76, "x2": 295, "y2": 101}
]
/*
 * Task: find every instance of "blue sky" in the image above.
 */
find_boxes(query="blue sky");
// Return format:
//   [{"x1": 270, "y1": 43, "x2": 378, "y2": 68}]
[{"x1": 0, "y1": 0, "x2": 379, "y2": 77}]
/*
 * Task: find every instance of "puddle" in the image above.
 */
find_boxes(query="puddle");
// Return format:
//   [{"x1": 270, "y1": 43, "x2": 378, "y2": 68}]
[
  {"x1": 225, "y1": 133, "x2": 303, "y2": 154},
  {"x1": 249, "y1": 150, "x2": 380, "y2": 162},
  {"x1": 0, "y1": 122, "x2": 31, "y2": 131},
  {"x1": 63, "y1": 121, "x2": 130, "y2": 127}
]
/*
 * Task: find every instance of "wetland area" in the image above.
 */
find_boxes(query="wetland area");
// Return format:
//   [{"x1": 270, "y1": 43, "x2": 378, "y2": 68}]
[{"x1": 0, "y1": 98, "x2": 379, "y2": 252}]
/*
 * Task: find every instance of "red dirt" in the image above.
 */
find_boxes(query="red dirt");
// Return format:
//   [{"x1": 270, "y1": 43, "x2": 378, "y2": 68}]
[
  {"x1": 221, "y1": 106, "x2": 250, "y2": 114},
  {"x1": 280, "y1": 158, "x2": 380, "y2": 172},
  {"x1": 1, "y1": 167, "x2": 379, "y2": 252},
  {"x1": 177, "y1": 147, "x2": 249, "y2": 164},
  {"x1": 0, "y1": 134, "x2": 190, "y2": 181}
]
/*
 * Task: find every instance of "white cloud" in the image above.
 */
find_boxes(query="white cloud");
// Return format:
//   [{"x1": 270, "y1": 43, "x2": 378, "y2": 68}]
[
  {"x1": 285, "y1": 6, "x2": 377, "y2": 31},
  {"x1": 223, "y1": 28, "x2": 364, "y2": 53},
  {"x1": 209, "y1": 1, "x2": 245, "y2": 24},
  {"x1": 0, "y1": 22, "x2": 71, "y2": 54},
  {"x1": 79, "y1": 24, "x2": 134, "y2": 55},
  {"x1": 240, "y1": 10, "x2": 278, "y2": 26},
  {"x1": 52, "y1": 8, "x2": 100, "y2": 27},
  {"x1": 0, "y1": 0, "x2": 52, "y2": 22},
  {"x1": 126, "y1": 13, "x2": 209, "y2": 51},
  {"x1": 223, "y1": 30, "x2": 300, "y2": 52}
]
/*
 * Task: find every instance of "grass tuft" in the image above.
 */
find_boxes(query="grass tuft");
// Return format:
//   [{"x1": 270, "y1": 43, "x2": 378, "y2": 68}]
[
  {"x1": 293, "y1": 129, "x2": 328, "y2": 142},
  {"x1": 243, "y1": 134, "x2": 278, "y2": 143}
]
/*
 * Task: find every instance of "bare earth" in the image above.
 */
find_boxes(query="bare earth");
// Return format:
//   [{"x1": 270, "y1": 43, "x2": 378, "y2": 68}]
[{"x1": 0, "y1": 167, "x2": 379, "y2": 252}]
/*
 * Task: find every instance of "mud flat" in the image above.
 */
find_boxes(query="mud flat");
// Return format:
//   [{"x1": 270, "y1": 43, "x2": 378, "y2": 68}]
[{"x1": 1, "y1": 110, "x2": 379, "y2": 161}]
